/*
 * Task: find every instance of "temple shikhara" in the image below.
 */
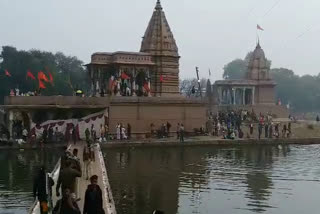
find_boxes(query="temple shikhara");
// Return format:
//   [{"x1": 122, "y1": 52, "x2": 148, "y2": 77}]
[{"x1": 86, "y1": 0, "x2": 180, "y2": 97}]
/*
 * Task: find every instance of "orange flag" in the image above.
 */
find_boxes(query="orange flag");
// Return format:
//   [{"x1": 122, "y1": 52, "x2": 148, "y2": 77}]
[
  {"x1": 26, "y1": 70, "x2": 36, "y2": 80},
  {"x1": 39, "y1": 80, "x2": 46, "y2": 89},
  {"x1": 38, "y1": 71, "x2": 49, "y2": 82}
]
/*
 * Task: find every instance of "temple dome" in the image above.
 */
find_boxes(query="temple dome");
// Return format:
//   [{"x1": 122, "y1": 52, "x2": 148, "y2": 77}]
[
  {"x1": 140, "y1": 0, "x2": 179, "y2": 57},
  {"x1": 248, "y1": 42, "x2": 268, "y2": 70}
]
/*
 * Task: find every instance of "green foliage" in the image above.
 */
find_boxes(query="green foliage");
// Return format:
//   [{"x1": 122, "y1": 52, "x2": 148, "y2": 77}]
[
  {"x1": 223, "y1": 59, "x2": 248, "y2": 79},
  {"x1": 0, "y1": 46, "x2": 90, "y2": 103}
]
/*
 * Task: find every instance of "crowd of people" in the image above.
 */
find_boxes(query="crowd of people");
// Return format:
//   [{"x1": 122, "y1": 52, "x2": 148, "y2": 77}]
[
  {"x1": 205, "y1": 110, "x2": 294, "y2": 140},
  {"x1": 150, "y1": 122, "x2": 185, "y2": 142}
]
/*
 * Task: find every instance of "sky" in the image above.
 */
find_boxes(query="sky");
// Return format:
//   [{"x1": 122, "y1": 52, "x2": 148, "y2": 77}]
[{"x1": 0, "y1": 0, "x2": 319, "y2": 81}]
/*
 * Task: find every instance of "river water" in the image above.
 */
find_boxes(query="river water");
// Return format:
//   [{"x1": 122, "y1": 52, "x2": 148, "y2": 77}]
[{"x1": 1, "y1": 145, "x2": 320, "y2": 214}]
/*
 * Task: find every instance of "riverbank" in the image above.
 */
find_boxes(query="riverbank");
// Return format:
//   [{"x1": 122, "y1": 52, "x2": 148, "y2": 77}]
[
  {"x1": 101, "y1": 136, "x2": 320, "y2": 148},
  {"x1": 2, "y1": 136, "x2": 320, "y2": 150}
]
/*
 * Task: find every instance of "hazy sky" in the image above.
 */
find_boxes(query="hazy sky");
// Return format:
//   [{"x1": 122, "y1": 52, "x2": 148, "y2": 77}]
[{"x1": 0, "y1": 0, "x2": 319, "y2": 81}]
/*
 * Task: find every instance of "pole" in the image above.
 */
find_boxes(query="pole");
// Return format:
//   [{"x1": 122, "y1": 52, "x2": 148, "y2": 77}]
[{"x1": 196, "y1": 67, "x2": 202, "y2": 97}]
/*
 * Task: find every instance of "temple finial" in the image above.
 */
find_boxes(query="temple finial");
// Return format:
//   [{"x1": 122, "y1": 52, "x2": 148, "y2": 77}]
[
  {"x1": 256, "y1": 37, "x2": 261, "y2": 48},
  {"x1": 155, "y1": 0, "x2": 162, "y2": 10}
]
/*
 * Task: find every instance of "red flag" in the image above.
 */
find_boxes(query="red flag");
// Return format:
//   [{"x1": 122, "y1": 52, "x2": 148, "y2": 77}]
[
  {"x1": 48, "y1": 72, "x2": 53, "y2": 83},
  {"x1": 39, "y1": 80, "x2": 46, "y2": 89},
  {"x1": 26, "y1": 70, "x2": 36, "y2": 80},
  {"x1": 143, "y1": 82, "x2": 150, "y2": 92},
  {"x1": 121, "y1": 72, "x2": 130, "y2": 80},
  {"x1": 38, "y1": 71, "x2": 49, "y2": 82},
  {"x1": 5, "y1": 69, "x2": 11, "y2": 77},
  {"x1": 160, "y1": 75, "x2": 164, "y2": 83},
  {"x1": 257, "y1": 24, "x2": 264, "y2": 31}
]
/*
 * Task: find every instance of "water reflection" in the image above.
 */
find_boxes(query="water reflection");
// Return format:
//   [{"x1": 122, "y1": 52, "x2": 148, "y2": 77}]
[
  {"x1": 0, "y1": 148, "x2": 62, "y2": 214},
  {"x1": 104, "y1": 145, "x2": 305, "y2": 214}
]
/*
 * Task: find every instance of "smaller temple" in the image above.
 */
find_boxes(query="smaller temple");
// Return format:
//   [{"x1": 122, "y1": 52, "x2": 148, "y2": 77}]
[
  {"x1": 214, "y1": 42, "x2": 276, "y2": 106},
  {"x1": 86, "y1": 51, "x2": 155, "y2": 97}
]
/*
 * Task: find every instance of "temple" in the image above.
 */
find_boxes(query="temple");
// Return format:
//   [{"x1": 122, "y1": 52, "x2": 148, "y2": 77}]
[
  {"x1": 214, "y1": 42, "x2": 276, "y2": 106},
  {"x1": 210, "y1": 42, "x2": 288, "y2": 116},
  {"x1": 86, "y1": 0, "x2": 180, "y2": 97}
]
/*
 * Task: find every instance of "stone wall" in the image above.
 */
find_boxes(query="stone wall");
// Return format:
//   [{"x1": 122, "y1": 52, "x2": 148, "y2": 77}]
[{"x1": 109, "y1": 101, "x2": 207, "y2": 136}]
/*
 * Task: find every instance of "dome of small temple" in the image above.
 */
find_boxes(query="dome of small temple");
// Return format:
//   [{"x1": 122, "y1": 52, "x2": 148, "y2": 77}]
[{"x1": 248, "y1": 42, "x2": 268, "y2": 69}]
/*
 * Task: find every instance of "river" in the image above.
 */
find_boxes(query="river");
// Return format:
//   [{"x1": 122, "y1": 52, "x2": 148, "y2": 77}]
[{"x1": 1, "y1": 145, "x2": 320, "y2": 214}]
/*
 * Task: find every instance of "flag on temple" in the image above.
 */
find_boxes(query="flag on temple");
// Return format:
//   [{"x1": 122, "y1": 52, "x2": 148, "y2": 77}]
[
  {"x1": 121, "y1": 72, "x2": 130, "y2": 80},
  {"x1": 143, "y1": 82, "x2": 150, "y2": 92},
  {"x1": 209, "y1": 69, "x2": 211, "y2": 76},
  {"x1": 26, "y1": 70, "x2": 36, "y2": 80},
  {"x1": 39, "y1": 80, "x2": 46, "y2": 89},
  {"x1": 160, "y1": 75, "x2": 164, "y2": 83},
  {"x1": 5, "y1": 69, "x2": 11, "y2": 77},
  {"x1": 48, "y1": 72, "x2": 54, "y2": 84},
  {"x1": 38, "y1": 71, "x2": 49, "y2": 82},
  {"x1": 257, "y1": 24, "x2": 264, "y2": 31}
]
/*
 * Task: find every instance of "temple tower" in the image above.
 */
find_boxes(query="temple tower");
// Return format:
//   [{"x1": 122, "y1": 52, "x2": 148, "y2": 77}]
[
  {"x1": 247, "y1": 42, "x2": 271, "y2": 80},
  {"x1": 140, "y1": 0, "x2": 180, "y2": 96}
]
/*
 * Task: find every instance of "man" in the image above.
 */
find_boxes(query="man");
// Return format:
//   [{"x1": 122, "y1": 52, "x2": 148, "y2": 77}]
[
  {"x1": 70, "y1": 149, "x2": 81, "y2": 174},
  {"x1": 83, "y1": 175, "x2": 105, "y2": 214},
  {"x1": 258, "y1": 124, "x2": 262, "y2": 140},
  {"x1": 264, "y1": 123, "x2": 268, "y2": 138},
  {"x1": 33, "y1": 166, "x2": 54, "y2": 214},
  {"x1": 127, "y1": 123, "x2": 131, "y2": 140},
  {"x1": 166, "y1": 122, "x2": 171, "y2": 137},
  {"x1": 56, "y1": 160, "x2": 81, "y2": 197},
  {"x1": 176, "y1": 123, "x2": 180, "y2": 140},
  {"x1": 249, "y1": 123, "x2": 254, "y2": 135},
  {"x1": 48, "y1": 127, "x2": 53, "y2": 144},
  {"x1": 179, "y1": 124, "x2": 185, "y2": 143},
  {"x1": 85, "y1": 128, "x2": 90, "y2": 146},
  {"x1": 42, "y1": 128, "x2": 48, "y2": 144}
]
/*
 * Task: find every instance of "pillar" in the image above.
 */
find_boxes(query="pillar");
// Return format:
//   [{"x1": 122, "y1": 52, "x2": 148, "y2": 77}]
[
  {"x1": 252, "y1": 87, "x2": 255, "y2": 105},
  {"x1": 8, "y1": 110, "x2": 13, "y2": 139},
  {"x1": 243, "y1": 88, "x2": 246, "y2": 105},
  {"x1": 116, "y1": 80, "x2": 121, "y2": 96},
  {"x1": 96, "y1": 81, "x2": 100, "y2": 97},
  {"x1": 132, "y1": 69, "x2": 136, "y2": 96},
  {"x1": 233, "y1": 88, "x2": 236, "y2": 105},
  {"x1": 148, "y1": 80, "x2": 151, "y2": 97}
]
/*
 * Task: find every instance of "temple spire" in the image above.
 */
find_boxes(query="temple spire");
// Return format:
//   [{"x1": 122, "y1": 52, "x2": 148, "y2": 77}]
[{"x1": 155, "y1": 0, "x2": 162, "y2": 10}]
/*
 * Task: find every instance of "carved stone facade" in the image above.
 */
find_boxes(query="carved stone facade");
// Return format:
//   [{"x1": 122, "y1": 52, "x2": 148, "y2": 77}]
[{"x1": 86, "y1": 0, "x2": 180, "y2": 97}]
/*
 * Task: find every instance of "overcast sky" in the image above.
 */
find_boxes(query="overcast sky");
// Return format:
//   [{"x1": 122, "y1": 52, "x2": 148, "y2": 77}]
[{"x1": 0, "y1": 0, "x2": 319, "y2": 81}]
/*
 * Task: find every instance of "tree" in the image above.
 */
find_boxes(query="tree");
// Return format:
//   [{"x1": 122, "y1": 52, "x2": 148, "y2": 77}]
[{"x1": 0, "y1": 46, "x2": 89, "y2": 103}]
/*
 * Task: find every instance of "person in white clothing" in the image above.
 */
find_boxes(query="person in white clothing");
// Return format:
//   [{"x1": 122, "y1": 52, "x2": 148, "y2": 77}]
[
  {"x1": 116, "y1": 124, "x2": 121, "y2": 140},
  {"x1": 121, "y1": 126, "x2": 127, "y2": 139}
]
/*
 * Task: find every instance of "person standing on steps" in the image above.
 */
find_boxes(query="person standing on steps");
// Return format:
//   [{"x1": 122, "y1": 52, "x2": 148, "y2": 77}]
[{"x1": 179, "y1": 124, "x2": 185, "y2": 143}]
